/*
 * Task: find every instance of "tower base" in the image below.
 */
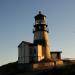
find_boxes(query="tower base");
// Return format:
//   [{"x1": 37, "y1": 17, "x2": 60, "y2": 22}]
[{"x1": 18, "y1": 60, "x2": 63, "y2": 71}]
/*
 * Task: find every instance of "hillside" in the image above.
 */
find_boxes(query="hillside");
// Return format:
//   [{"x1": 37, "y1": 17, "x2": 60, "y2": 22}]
[{"x1": 0, "y1": 61, "x2": 75, "y2": 75}]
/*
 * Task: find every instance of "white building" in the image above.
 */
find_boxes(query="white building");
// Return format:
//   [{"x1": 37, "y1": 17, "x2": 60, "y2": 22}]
[{"x1": 18, "y1": 41, "x2": 34, "y2": 63}]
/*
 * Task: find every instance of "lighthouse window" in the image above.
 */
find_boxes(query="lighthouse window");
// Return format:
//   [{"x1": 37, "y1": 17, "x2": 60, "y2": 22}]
[
  {"x1": 35, "y1": 20, "x2": 40, "y2": 24},
  {"x1": 41, "y1": 20, "x2": 45, "y2": 24},
  {"x1": 39, "y1": 26, "x2": 41, "y2": 30},
  {"x1": 35, "y1": 19, "x2": 45, "y2": 24},
  {"x1": 38, "y1": 31, "x2": 42, "y2": 39},
  {"x1": 34, "y1": 48, "x2": 36, "y2": 55}
]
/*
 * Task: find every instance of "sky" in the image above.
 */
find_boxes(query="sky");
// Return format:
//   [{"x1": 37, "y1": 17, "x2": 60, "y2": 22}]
[{"x1": 0, "y1": 0, "x2": 75, "y2": 66}]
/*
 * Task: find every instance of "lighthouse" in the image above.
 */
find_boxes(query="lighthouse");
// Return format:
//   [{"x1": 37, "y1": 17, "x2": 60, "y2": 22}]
[
  {"x1": 33, "y1": 11, "x2": 51, "y2": 62},
  {"x1": 18, "y1": 11, "x2": 63, "y2": 69}
]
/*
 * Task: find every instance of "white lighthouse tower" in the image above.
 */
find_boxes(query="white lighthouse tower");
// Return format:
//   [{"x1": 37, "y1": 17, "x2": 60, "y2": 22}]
[{"x1": 33, "y1": 11, "x2": 51, "y2": 62}]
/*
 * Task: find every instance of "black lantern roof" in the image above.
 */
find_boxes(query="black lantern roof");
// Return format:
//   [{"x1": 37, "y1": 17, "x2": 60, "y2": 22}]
[{"x1": 35, "y1": 11, "x2": 46, "y2": 19}]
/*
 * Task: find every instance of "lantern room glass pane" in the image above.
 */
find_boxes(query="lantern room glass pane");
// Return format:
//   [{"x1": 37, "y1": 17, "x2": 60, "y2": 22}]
[{"x1": 35, "y1": 19, "x2": 46, "y2": 24}]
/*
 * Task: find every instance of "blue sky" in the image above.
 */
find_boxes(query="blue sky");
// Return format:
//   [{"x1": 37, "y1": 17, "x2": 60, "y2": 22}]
[{"x1": 0, "y1": 0, "x2": 75, "y2": 66}]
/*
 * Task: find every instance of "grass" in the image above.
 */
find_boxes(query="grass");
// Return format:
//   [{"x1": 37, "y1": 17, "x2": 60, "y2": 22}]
[{"x1": 0, "y1": 61, "x2": 75, "y2": 75}]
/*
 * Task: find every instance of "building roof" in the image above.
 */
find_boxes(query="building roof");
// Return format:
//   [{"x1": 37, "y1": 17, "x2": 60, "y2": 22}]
[
  {"x1": 18, "y1": 41, "x2": 33, "y2": 47},
  {"x1": 51, "y1": 51, "x2": 62, "y2": 53}
]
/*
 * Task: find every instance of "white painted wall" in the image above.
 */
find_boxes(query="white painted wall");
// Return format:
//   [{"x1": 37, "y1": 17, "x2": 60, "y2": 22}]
[
  {"x1": 18, "y1": 42, "x2": 30, "y2": 64},
  {"x1": 37, "y1": 45, "x2": 44, "y2": 61},
  {"x1": 24, "y1": 45, "x2": 29, "y2": 63},
  {"x1": 34, "y1": 45, "x2": 44, "y2": 62}
]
